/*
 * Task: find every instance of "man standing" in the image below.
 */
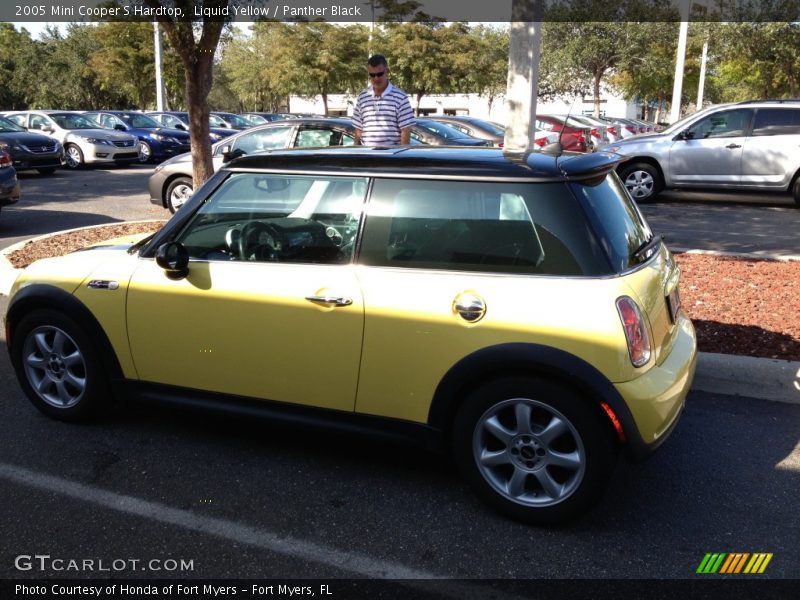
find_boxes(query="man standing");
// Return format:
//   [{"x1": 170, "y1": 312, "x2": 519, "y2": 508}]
[{"x1": 352, "y1": 54, "x2": 414, "y2": 146}]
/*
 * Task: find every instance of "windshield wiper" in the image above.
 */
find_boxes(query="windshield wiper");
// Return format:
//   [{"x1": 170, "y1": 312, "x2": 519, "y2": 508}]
[{"x1": 632, "y1": 233, "x2": 663, "y2": 262}]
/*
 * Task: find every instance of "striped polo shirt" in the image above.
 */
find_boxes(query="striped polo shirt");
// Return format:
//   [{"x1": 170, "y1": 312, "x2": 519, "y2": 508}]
[{"x1": 352, "y1": 83, "x2": 415, "y2": 146}]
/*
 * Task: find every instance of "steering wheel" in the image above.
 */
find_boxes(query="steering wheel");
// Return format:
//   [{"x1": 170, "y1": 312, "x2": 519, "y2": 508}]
[{"x1": 237, "y1": 221, "x2": 284, "y2": 261}]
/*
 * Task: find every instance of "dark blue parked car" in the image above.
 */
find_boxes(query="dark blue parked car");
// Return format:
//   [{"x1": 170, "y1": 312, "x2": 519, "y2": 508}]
[
  {"x1": 84, "y1": 111, "x2": 191, "y2": 164},
  {"x1": 0, "y1": 150, "x2": 21, "y2": 214},
  {"x1": 146, "y1": 111, "x2": 237, "y2": 146}
]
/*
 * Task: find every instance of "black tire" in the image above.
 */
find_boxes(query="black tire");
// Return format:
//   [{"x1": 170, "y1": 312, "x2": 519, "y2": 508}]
[
  {"x1": 618, "y1": 162, "x2": 663, "y2": 202},
  {"x1": 138, "y1": 141, "x2": 153, "y2": 163},
  {"x1": 64, "y1": 144, "x2": 84, "y2": 169},
  {"x1": 37, "y1": 167, "x2": 58, "y2": 175},
  {"x1": 452, "y1": 376, "x2": 617, "y2": 526},
  {"x1": 10, "y1": 309, "x2": 109, "y2": 422},
  {"x1": 792, "y1": 176, "x2": 800, "y2": 207},
  {"x1": 166, "y1": 176, "x2": 193, "y2": 213}
]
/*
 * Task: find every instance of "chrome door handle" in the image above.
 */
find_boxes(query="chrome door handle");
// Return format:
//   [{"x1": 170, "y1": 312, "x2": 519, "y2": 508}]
[
  {"x1": 725, "y1": 143, "x2": 741, "y2": 149},
  {"x1": 305, "y1": 295, "x2": 353, "y2": 307}
]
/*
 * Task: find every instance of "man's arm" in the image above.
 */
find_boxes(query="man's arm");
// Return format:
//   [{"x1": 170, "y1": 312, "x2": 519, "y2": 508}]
[
  {"x1": 400, "y1": 127, "x2": 411, "y2": 145},
  {"x1": 355, "y1": 128, "x2": 363, "y2": 145}
]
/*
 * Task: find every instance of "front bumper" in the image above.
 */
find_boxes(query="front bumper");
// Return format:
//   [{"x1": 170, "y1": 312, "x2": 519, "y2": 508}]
[
  {"x1": 614, "y1": 313, "x2": 697, "y2": 455},
  {"x1": 84, "y1": 142, "x2": 140, "y2": 164},
  {"x1": 148, "y1": 169, "x2": 169, "y2": 206},
  {"x1": 10, "y1": 151, "x2": 64, "y2": 172}
]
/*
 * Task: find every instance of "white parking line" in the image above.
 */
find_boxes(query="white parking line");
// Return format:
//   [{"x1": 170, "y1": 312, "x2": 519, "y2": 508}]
[{"x1": 0, "y1": 461, "x2": 438, "y2": 580}]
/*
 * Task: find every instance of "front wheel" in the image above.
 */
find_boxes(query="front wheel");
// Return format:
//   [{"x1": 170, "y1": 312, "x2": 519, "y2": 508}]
[
  {"x1": 138, "y1": 141, "x2": 152, "y2": 163},
  {"x1": 64, "y1": 144, "x2": 84, "y2": 169},
  {"x1": 618, "y1": 162, "x2": 663, "y2": 202},
  {"x1": 453, "y1": 377, "x2": 616, "y2": 525},
  {"x1": 166, "y1": 176, "x2": 193, "y2": 213},
  {"x1": 10, "y1": 309, "x2": 109, "y2": 422},
  {"x1": 792, "y1": 177, "x2": 800, "y2": 207}
]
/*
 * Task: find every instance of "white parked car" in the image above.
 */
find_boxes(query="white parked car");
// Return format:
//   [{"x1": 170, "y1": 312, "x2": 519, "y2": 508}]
[{"x1": 3, "y1": 110, "x2": 140, "y2": 169}]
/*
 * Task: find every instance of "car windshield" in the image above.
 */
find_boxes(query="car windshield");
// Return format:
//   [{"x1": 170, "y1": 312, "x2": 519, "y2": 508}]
[
  {"x1": 50, "y1": 113, "x2": 101, "y2": 130},
  {"x1": 659, "y1": 105, "x2": 723, "y2": 136},
  {"x1": 480, "y1": 120, "x2": 506, "y2": 135},
  {"x1": 0, "y1": 116, "x2": 25, "y2": 132},
  {"x1": 209, "y1": 114, "x2": 227, "y2": 127},
  {"x1": 123, "y1": 114, "x2": 162, "y2": 129},
  {"x1": 217, "y1": 113, "x2": 250, "y2": 128},
  {"x1": 416, "y1": 120, "x2": 469, "y2": 140},
  {"x1": 244, "y1": 114, "x2": 268, "y2": 125}
]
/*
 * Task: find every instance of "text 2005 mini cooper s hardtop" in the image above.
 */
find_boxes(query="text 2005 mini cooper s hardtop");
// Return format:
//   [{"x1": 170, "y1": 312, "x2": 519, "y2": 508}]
[{"x1": 6, "y1": 146, "x2": 696, "y2": 525}]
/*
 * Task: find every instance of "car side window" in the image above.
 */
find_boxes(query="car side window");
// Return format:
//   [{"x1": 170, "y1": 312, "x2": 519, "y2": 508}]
[
  {"x1": 29, "y1": 115, "x2": 51, "y2": 130},
  {"x1": 359, "y1": 179, "x2": 603, "y2": 275},
  {"x1": 751, "y1": 108, "x2": 800, "y2": 136},
  {"x1": 175, "y1": 173, "x2": 367, "y2": 265},
  {"x1": 687, "y1": 109, "x2": 753, "y2": 139},
  {"x1": 229, "y1": 127, "x2": 293, "y2": 154}
]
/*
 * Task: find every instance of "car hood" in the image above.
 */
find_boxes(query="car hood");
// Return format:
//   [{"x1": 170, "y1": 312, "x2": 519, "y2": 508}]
[
  {"x1": 0, "y1": 131, "x2": 57, "y2": 146},
  {"x1": 67, "y1": 129, "x2": 136, "y2": 141},
  {"x1": 155, "y1": 127, "x2": 191, "y2": 140},
  {"x1": 609, "y1": 133, "x2": 671, "y2": 153}
]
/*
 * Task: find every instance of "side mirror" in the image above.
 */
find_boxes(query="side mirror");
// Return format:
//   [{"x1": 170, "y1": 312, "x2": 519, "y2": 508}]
[
  {"x1": 155, "y1": 242, "x2": 190, "y2": 280},
  {"x1": 222, "y1": 146, "x2": 245, "y2": 163},
  {"x1": 175, "y1": 123, "x2": 187, "y2": 130},
  {"x1": 114, "y1": 124, "x2": 127, "y2": 132},
  {"x1": 675, "y1": 130, "x2": 693, "y2": 141}
]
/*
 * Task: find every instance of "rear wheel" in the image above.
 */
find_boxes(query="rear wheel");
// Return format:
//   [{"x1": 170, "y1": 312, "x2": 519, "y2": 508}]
[
  {"x1": 166, "y1": 176, "x2": 193, "y2": 213},
  {"x1": 792, "y1": 177, "x2": 800, "y2": 207},
  {"x1": 10, "y1": 309, "x2": 109, "y2": 422},
  {"x1": 64, "y1": 144, "x2": 84, "y2": 169},
  {"x1": 453, "y1": 376, "x2": 616, "y2": 525},
  {"x1": 618, "y1": 162, "x2": 663, "y2": 202}
]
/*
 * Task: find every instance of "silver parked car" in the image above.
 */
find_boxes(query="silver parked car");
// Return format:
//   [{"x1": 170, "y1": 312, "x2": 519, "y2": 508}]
[
  {"x1": 609, "y1": 100, "x2": 800, "y2": 204},
  {"x1": 149, "y1": 118, "x2": 357, "y2": 212}
]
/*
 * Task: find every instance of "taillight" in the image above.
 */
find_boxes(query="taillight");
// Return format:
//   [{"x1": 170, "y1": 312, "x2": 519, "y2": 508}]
[
  {"x1": 534, "y1": 137, "x2": 548, "y2": 148},
  {"x1": 616, "y1": 296, "x2": 652, "y2": 367},
  {"x1": 0, "y1": 151, "x2": 11, "y2": 168},
  {"x1": 638, "y1": 126, "x2": 646, "y2": 133},
  {"x1": 607, "y1": 126, "x2": 617, "y2": 136},
  {"x1": 590, "y1": 128, "x2": 600, "y2": 138},
  {"x1": 625, "y1": 125, "x2": 636, "y2": 134}
]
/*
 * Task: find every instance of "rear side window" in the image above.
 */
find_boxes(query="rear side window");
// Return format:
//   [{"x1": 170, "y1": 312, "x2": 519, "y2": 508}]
[
  {"x1": 572, "y1": 174, "x2": 653, "y2": 272},
  {"x1": 359, "y1": 179, "x2": 609, "y2": 276},
  {"x1": 751, "y1": 108, "x2": 800, "y2": 136}
]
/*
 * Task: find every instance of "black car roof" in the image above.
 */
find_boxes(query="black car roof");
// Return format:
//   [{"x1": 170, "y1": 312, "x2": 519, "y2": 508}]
[{"x1": 227, "y1": 146, "x2": 625, "y2": 181}]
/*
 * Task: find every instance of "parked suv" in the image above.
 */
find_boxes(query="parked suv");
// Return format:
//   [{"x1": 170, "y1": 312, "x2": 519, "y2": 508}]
[
  {"x1": 610, "y1": 100, "x2": 800, "y2": 204},
  {"x1": 3, "y1": 110, "x2": 139, "y2": 169},
  {"x1": 6, "y1": 146, "x2": 696, "y2": 525}
]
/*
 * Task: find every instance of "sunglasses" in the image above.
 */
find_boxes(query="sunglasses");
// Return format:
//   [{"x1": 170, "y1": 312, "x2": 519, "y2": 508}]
[{"x1": 368, "y1": 70, "x2": 386, "y2": 78}]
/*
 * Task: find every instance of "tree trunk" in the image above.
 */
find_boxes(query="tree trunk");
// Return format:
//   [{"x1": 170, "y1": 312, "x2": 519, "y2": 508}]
[
  {"x1": 322, "y1": 93, "x2": 329, "y2": 116},
  {"x1": 152, "y1": 12, "x2": 224, "y2": 190}
]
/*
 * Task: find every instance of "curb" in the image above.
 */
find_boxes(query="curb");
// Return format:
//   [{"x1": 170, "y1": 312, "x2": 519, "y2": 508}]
[
  {"x1": 1, "y1": 228, "x2": 799, "y2": 404},
  {"x1": 692, "y1": 352, "x2": 800, "y2": 405}
]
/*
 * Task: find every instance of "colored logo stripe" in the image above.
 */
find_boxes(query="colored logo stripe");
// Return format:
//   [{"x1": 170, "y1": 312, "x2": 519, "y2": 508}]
[{"x1": 697, "y1": 553, "x2": 773, "y2": 574}]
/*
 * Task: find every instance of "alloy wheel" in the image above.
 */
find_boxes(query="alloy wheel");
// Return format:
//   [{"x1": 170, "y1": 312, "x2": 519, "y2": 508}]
[{"x1": 22, "y1": 325, "x2": 87, "y2": 409}]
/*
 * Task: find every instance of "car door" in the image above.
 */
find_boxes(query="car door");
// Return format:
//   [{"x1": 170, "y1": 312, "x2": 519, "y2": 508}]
[
  {"x1": 126, "y1": 171, "x2": 367, "y2": 412},
  {"x1": 740, "y1": 107, "x2": 800, "y2": 189},
  {"x1": 669, "y1": 108, "x2": 753, "y2": 186}
]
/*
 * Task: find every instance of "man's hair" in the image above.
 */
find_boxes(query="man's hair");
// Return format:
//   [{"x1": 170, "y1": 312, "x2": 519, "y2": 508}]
[{"x1": 368, "y1": 54, "x2": 388, "y2": 68}]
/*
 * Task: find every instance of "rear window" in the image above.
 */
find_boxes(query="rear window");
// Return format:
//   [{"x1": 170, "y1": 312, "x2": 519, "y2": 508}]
[
  {"x1": 359, "y1": 178, "x2": 609, "y2": 276},
  {"x1": 571, "y1": 173, "x2": 653, "y2": 272}
]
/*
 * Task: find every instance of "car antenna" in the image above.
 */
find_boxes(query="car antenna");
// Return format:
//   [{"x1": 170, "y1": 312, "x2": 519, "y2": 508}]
[{"x1": 542, "y1": 96, "x2": 577, "y2": 157}]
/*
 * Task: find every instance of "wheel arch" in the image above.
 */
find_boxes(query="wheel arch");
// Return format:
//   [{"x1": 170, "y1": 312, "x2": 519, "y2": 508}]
[
  {"x1": 428, "y1": 343, "x2": 648, "y2": 461},
  {"x1": 6, "y1": 284, "x2": 125, "y2": 383},
  {"x1": 161, "y1": 173, "x2": 193, "y2": 208},
  {"x1": 617, "y1": 156, "x2": 666, "y2": 183}
]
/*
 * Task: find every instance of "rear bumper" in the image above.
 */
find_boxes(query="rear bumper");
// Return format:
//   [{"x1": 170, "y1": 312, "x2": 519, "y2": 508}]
[
  {"x1": 614, "y1": 314, "x2": 697, "y2": 459},
  {"x1": 0, "y1": 175, "x2": 21, "y2": 206}
]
